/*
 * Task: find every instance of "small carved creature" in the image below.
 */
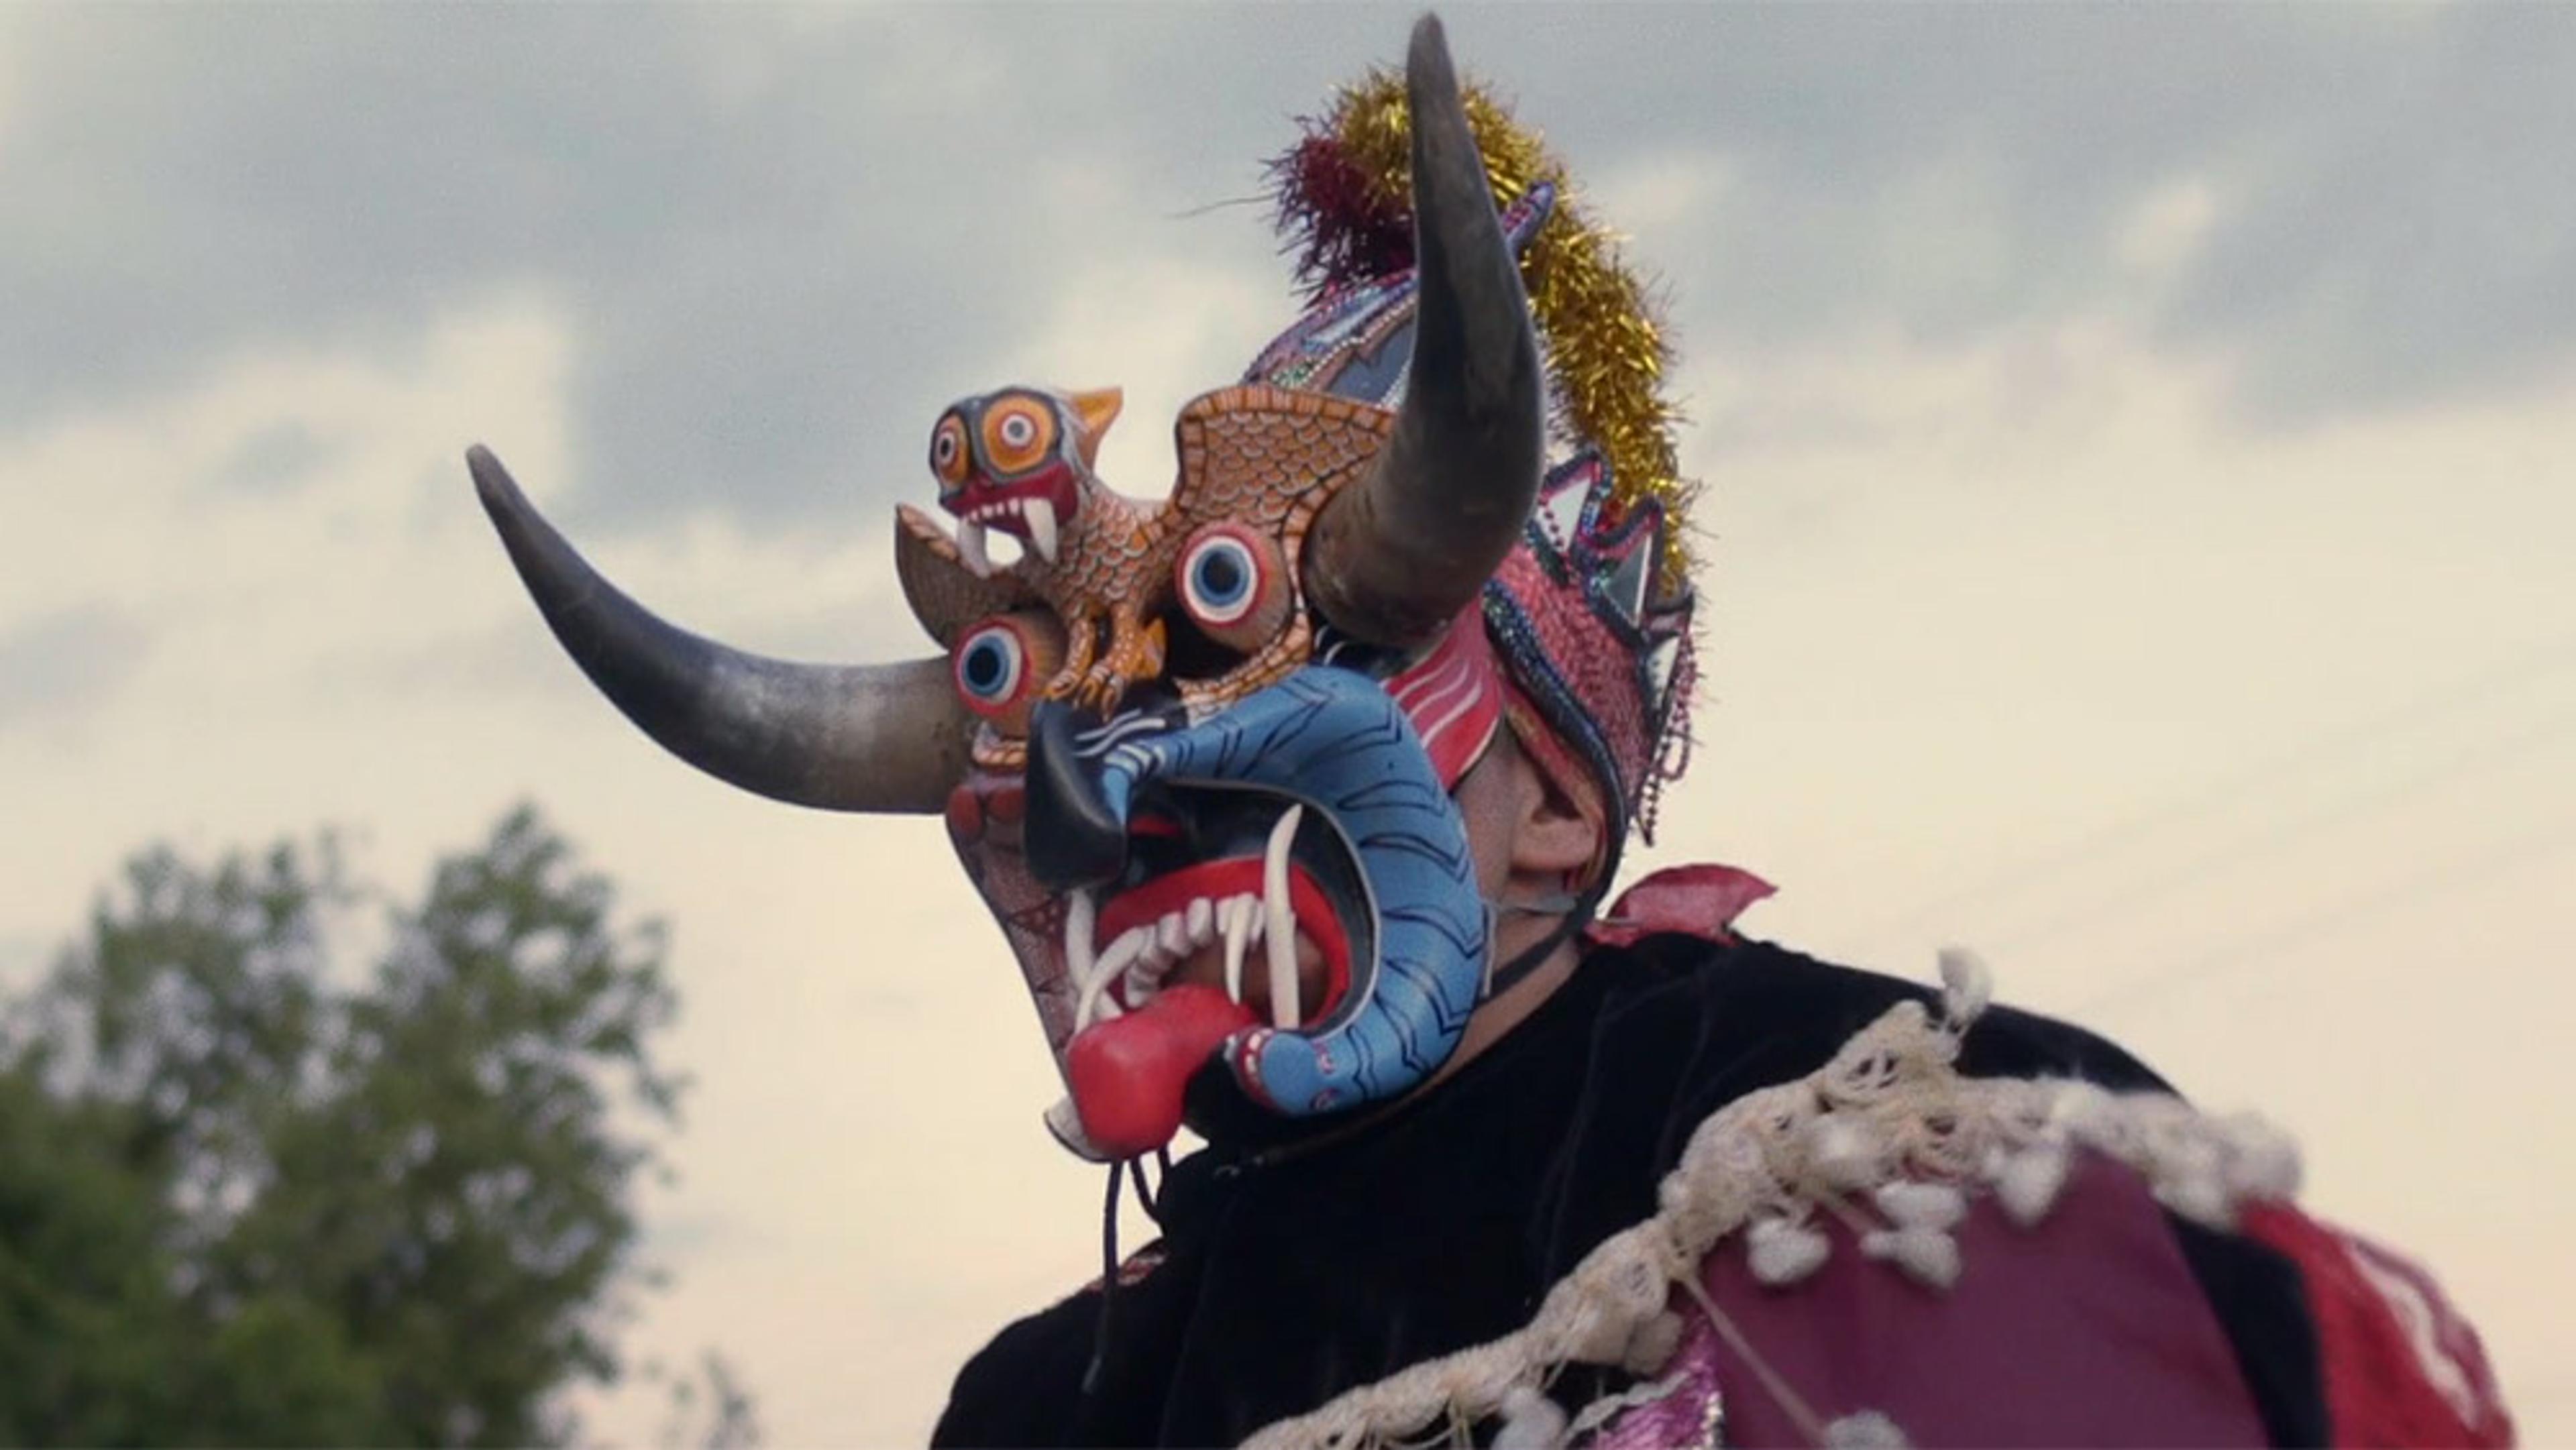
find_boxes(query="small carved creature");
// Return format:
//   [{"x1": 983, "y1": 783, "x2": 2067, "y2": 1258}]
[{"x1": 929, "y1": 386, "x2": 1126, "y2": 579}]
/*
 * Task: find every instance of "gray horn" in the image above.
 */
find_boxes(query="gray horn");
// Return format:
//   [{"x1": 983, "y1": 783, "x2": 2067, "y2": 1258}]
[
  {"x1": 469, "y1": 445, "x2": 975, "y2": 814},
  {"x1": 1303, "y1": 13, "x2": 1546, "y2": 650}
]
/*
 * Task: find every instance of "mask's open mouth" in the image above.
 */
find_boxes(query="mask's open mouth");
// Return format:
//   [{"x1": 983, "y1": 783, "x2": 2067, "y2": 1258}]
[
  {"x1": 1055, "y1": 784, "x2": 1373, "y2": 1160},
  {"x1": 1025, "y1": 667, "x2": 1485, "y2": 1160},
  {"x1": 941, "y1": 464, "x2": 1075, "y2": 568},
  {"x1": 1065, "y1": 786, "x2": 1364, "y2": 1039}
]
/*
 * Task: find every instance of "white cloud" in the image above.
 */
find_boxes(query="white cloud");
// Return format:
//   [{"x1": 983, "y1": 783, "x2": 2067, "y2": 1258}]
[
  {"x1": 2116, "y1": 173, "x2": 2224, "y2": 279},
  {"x1": 1591, "y1": 148, "x2": 1740, "y2": 243}
]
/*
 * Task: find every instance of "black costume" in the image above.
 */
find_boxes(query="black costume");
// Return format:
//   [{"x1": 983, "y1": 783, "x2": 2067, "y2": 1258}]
[{"x1": 936, "y1": 937, "x2": 2326, "y2": 1448}]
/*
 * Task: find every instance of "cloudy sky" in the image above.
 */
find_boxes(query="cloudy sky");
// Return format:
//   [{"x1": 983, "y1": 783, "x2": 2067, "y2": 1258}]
[{"x1": 5, "y1": 4, "x2": 2573, "y2": 1443}]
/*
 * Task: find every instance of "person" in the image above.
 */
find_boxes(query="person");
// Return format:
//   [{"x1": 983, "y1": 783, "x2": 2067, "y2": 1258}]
[{"x1": 472, "y1": 16, "x2": 2512, "y2": 1448}]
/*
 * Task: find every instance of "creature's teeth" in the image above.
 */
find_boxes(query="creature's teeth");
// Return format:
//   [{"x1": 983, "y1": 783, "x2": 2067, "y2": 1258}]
[
  {"x1": 1221, "y1": 897, "x2": 1251, "y2": 1005},
  {"x1": 1157, "y1": 911, "x2": 1189, "y2": 964},
  {"x1": 1076, "y1": 928, "x2": 1148, "y2": 1031},
  {"x1": 1186, "y1": 897, "x2": 1213, "y2": 946},
  {"x1": 1264, "y1": 805, "x2": 1303, "y2": 1029},
  {"x1": 1243, "y1": 893, "x2": 1267, "y2": 945},
  {"x1": 957, "y1": 519, "x2": 992, "y2": 578},
  {"x1": 1135, "y1": 938, "x2": 1171, "y2": 977},
  {"x1": 1026, "y1": 497, "x2": 1059, "y2": 563},
  {"x1": 1064, "y1": 887, "x2": 1096, "y2": 994}
]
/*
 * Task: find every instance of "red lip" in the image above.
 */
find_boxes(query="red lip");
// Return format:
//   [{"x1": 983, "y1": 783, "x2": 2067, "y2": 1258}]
[
  {"x1": 1091, "y1": 856, "x2": 1352, "y2": 1023},
  {"x1": 945, "y1": 462, "x2": 1078, "y2": 532}
]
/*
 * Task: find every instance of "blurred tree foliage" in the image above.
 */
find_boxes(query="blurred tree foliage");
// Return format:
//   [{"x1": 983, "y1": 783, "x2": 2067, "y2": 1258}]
[{"x1": 0, "y1": 805, "x2": 735, "y2": 1447}]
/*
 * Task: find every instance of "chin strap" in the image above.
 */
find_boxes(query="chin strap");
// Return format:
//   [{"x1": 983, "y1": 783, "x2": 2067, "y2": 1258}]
[
  {"x1": 1080, "y1": 1150, "x2": 1173, "y2": 1402},
  {"x1": 1482, "y1": 883, "x2": 1602, "y2": 1001},
  {"x1": 1081, "y1": 1160, "x2": 1124, "y2": 1400}
]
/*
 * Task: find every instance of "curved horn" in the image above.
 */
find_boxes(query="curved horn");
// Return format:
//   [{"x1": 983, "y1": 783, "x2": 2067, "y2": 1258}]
[
  {"x1": 469, "y1": 445, "x2": 975, "y2": 814},
  {"x1": 1303, "y1": 14, "x2": 1546, "y2": 649}
]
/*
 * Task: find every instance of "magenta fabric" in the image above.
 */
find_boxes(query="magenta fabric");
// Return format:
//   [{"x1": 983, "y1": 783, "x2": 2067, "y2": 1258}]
[
  {"x1": 1607, "y1": 1155, "x2": 2270, "y2": 1448},
  {"x1": 1585, "y1": 864, "x2": 1776, "y2": 949}
]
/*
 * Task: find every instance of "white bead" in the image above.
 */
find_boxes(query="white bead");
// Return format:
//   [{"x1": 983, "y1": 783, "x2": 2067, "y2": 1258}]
[
  {"x1": 1824, "y1": 1410, "x2": 1912, "y2": 1448},
  {"x1": 1872, "y1": 1180, "x2": 1967, "y2": 1231},
  {"x1": 1493, "y1": 1386, "x2": 1568, "y2": 1450},
  {"x1": 1994, "y1": 1147, "x2": 2072, "y2": 1227},
  {"x1": 1747, "y1": 1216, "x2": 1833, "y2": 1286},
  {"x1": 1862, "y1": 1226, "x2": 1962, "y2": 1291}
]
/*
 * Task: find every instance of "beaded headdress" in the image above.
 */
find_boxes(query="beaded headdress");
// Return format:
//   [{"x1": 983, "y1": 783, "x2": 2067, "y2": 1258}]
[{"x1": 1254, "y1": 72, "x2": 1701, "y2": 867}]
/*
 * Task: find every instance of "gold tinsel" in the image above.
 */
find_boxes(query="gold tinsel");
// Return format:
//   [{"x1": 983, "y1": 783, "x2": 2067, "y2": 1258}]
[{"x1": 1328, "y1": 69, "x2": 1696, "y2": 583}]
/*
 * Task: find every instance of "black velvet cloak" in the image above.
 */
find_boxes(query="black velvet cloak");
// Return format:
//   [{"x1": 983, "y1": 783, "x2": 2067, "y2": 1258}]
[{"x1": 932, "y1": 935, "x2": 2324, "y2": 1447}]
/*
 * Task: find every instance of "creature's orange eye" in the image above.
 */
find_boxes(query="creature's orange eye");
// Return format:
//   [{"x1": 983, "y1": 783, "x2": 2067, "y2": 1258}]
[
  {"x1": 981, "y1": 396, "x2": 1057, "y2": 476},
  {"x1": 1173, "y1": 524, "x2": 1291, "y2": 651},
  {"x1": 931, "y1": 414, "x2": 971, "y2": 488},
  {"x1": 952, "y1": 611, "x2": 1067, "y2": 735}
]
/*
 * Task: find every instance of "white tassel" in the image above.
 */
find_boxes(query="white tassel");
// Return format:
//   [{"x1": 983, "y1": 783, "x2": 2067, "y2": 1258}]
[
  {"x1": 1935, "y1": 947, "x2": 1992, "y2": 1027},
  {"x1": 1746, "y1": 1216, "x2": 1833, "y2": 1286},
  {"x1": 1824, "y1": 1410, "x2": 1912, "y2": 1448},
  {"x1": 2220, "y1": 1113, "x2": 2304, "y2": 1200},
  {"x1": 2047, "y1": 1079, "x2": 2114, "y2": 1131},
  {"x1": 1493, "y1": 1385, "x2": 1568, "y2": 1450},
  {"x1": 1862, "y1": 1227, "x2": 1962, "y2": 1291},
  {"x1": 1994, "y1": 1146, "x2": 2072, "y2": 1227},
  {"x1": 1871, "y1": 1180, "x2": 1966, "y2": 1231},
  {"x1": 2155, "y1": 1171, "x2": 2235, "y2": 1228},
  {"x1": 2148, "y1": 1133, "x2": 2236, "y2": 1227}
]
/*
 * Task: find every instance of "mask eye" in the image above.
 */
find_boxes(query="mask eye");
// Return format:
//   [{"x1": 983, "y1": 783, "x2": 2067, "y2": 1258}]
[
  {"x1": 981, "y1": 396, "x2": 1057, "y2": 476},
  {"x1": 930, "y1": 413, "x2": 971, "y2": 488},
  {"x1": 952, "y1": 612, "x2": 1066, "y2": 734},
  {"x1": 1173, "y1": 524, "x2": 1289, "y2": 650}
]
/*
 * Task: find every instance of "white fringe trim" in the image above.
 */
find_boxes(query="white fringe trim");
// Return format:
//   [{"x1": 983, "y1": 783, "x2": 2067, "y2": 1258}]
[{"x1": 1240, "y1": 952, "x2": 2303, "y2": 1450}]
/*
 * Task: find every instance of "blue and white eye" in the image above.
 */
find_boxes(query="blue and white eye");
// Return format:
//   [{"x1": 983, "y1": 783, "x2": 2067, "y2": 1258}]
[
  {"x1": 957, "y1": 628, "x2": 1022, "y2": 702},
  {"x1": 1184, "y1": 537, "x2": 1257, "y2": 622},
  {"x1": 951, "y1": 612, "x2": 1065, "y2": 734},
  {"x1": 1173, "y1": 524, "x2": 1290, "y2": 650}
]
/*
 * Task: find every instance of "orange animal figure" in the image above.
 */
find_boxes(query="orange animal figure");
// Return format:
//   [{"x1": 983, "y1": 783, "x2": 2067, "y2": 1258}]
[
  {"x1": 895, "y1": 383, "x2": 1392, "y2": 743},
  {"x1": 908, "y1": 385, "x2": 1164, "y2": 710}
]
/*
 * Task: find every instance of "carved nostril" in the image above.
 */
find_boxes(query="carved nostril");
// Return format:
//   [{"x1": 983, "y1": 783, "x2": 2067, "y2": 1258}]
[
  {"x1": 945, "y1": 784, "x2": 985, "y2": 847},
  {"x1": 1024, "y1": 701, "x2": 1131, "y2": 891}
]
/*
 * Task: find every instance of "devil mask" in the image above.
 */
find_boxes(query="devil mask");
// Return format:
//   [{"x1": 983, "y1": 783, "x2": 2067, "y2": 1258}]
[{"x1": 469, "y1": 19, "x2": 1578, "y2": 1162}]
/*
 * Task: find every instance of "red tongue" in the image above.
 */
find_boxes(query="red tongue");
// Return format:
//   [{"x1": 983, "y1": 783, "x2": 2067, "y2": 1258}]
[{"x1": 1065, "y1": 985, "x2": 1257, "y2": 1158}]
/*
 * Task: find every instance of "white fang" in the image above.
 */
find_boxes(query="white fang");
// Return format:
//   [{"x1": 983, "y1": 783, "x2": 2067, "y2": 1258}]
[
  {"x1": 1264, "y1": 805, "x2": 1304, "y2": 1029},
  {"x1": 1026, "y1": 497, "x2": 1060, "y2": 563},
  {"x1": 957, "y1": 518, "x2": 993, "y2": 577}
]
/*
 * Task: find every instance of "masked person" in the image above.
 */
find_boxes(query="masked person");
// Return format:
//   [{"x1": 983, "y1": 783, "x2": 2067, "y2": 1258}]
[{"x1": 474, "y1": 17, "x2": 2512, "y2": 1449}]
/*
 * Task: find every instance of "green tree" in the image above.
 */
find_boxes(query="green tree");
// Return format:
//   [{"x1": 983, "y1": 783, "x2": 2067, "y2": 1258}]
[{"x1": 0, "y1": 805, "x2": 727, "y2": 1447}]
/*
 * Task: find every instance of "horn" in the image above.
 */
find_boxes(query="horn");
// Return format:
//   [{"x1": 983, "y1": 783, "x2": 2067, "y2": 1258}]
[
  {"x1": 1303, "y1": 14, "x2": 1546, "y2": 649},
  {"x1": 469, "y1": 445, "x2": 975, "y2": 814}
]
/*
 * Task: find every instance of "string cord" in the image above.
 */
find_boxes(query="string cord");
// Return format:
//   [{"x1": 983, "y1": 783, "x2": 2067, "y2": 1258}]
[{"x1": 1080, "y1": 1161, "x2": 1126, "y2": 1400}]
